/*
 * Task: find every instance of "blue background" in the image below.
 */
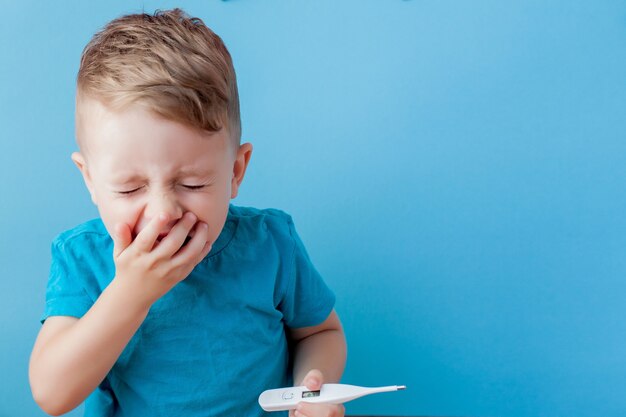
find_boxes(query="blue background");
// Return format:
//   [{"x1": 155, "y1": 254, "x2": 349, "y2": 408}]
[{"x1": 1, "y1": 1, "x2": 625, "y2": 416}]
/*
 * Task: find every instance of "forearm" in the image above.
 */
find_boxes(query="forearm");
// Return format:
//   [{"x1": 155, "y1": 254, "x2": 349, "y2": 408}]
[
  {"x1": 29, "y1": 278, "x2": 151, "y2": 415},
  {"x1": 292, "y1": 327, "x2": 347, "y2": 385}
]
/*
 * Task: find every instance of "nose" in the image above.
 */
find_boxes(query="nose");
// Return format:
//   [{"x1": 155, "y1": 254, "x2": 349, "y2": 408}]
[{"x1": 144, "y1": 190, "x2": 184, "y2": 225}]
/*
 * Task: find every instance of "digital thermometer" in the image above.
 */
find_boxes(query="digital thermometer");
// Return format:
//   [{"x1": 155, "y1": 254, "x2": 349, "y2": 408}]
[{"x1": 258, "y1": 383, "x2": 406, "y2": 412}]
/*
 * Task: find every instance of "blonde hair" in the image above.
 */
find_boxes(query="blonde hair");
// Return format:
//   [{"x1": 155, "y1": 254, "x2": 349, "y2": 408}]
[{"x1": 77, "y1": 8, "x2": 241, "y2": 143}]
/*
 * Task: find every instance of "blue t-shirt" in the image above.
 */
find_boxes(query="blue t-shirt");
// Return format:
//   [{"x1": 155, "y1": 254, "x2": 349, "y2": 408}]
[{"x1": 43, "y1": 205, "x2": 335, "y2": 417}]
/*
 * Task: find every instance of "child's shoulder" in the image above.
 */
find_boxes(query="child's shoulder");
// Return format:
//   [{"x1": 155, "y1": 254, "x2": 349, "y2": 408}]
[
  {"x1": 52, "y1": 218, "x2": 109, "y2": 250},
  {"x1": 228, "y1": 205, "x2": 298, "y2": 243},
  {"x1": 229, "y1": 205, "x2": 294, "y2": 224}
]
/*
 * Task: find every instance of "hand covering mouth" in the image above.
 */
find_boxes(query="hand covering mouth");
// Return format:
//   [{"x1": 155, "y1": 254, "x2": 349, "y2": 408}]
[
  {"x1": 155, "y1": 232, "x2": 194, "y2": 246},
  {"x1": 154, "y1": 221, "x2": 198, "y2": 246}
]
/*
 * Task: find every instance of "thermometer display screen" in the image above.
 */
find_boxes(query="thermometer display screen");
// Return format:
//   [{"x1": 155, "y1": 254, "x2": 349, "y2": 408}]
[{"x1": 302, "y1": 390, "x2": 321, "y2": 398}]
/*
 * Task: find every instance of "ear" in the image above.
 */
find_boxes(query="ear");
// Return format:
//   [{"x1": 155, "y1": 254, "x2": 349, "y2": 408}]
[
  {"x1": 230, "y1": 142, "x2": 253, "y2": 199},
  {"x1": 71, "y1": 152, "x2": 98, "y2": 205}
]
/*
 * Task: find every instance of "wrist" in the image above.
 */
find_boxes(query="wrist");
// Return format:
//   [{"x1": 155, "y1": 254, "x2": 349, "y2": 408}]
[{"x1": 107, "y1": 275, "x2": 154, "y2": 318}]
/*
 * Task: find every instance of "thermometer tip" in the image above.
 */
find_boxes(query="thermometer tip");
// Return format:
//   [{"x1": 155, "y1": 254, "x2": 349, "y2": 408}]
[{"x1": 397, "y1": 385, "x2": 406, "y2": 390}]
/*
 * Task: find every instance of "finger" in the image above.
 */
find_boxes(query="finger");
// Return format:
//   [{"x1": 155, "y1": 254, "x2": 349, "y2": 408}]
[
  {"x1": 199, "y1": 240, "x2": 213, "y2": 259},
  {"x1": 153, "y1": 212, "x2": 197, "y2": 256},
  {"x1": 295, "y1": 402, "x2": 344, "y2": 417},
  {"x1": 301, "y1": 369, "x2": 324, "y2": 390},
  {"x1": 172, "y1": 221, "x2": 211, "y2": 265},
  {"x1": 112, "y1": 223, "x2": 132, "y2": 258},
  {"x1": 133, "y1": 213, "x2": 170, "y2": 252},
  {"x1": 182, "y1": 235, "x2": 213, "y2": 266}
]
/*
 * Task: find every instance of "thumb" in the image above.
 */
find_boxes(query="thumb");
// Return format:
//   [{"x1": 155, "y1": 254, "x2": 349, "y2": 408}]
[
  {"x1": 112, "y1": 223, "x2": 132, "y2": 258},
  {"x1": 300, "y1": 369, "x2": 324, "y2": 391}
]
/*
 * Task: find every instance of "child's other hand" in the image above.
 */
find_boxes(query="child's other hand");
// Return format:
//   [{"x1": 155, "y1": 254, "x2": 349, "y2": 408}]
[
  {"x1": 289, "y1": 369, "x2": 345, "y2": 417},
  {"x1": 112, "y1": 211, "x2": 212, "y2": 307}
]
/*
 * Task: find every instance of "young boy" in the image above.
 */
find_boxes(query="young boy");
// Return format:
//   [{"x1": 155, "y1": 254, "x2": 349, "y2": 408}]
[{"x1": 29, "y1": 9, "x2": 346, "y2": 417}]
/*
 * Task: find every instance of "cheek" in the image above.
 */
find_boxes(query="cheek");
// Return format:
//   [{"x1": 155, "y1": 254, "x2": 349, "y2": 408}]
[
  {"x1": 97, "y1": 198, "x2": 144, "y2": 237},
  {"x1": 206, "y1": 209, "x2": 230, "y2": 243},
  {"x1": 190, "y1": 195, "x2": 230, "y2": 240}
]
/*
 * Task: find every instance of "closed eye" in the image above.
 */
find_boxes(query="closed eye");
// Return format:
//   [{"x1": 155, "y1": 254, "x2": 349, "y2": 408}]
[
  {"x1": 116, "y1": 186, "x2": 145, "y2": 195},
  {"x1": 182, "y1": 184, "x2": 207, "y2": 190}
]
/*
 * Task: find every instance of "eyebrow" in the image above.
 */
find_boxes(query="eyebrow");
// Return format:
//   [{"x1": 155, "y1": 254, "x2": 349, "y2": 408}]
[
  {"x1": 109, "y1": 169, "x2": 217, "y2": 184},
  {"x1": 109, "y1": 174, "x2": 143, "y2": 185},
  {"x1": 177, "y1": 168, "x2": 217, "y2": 178}
]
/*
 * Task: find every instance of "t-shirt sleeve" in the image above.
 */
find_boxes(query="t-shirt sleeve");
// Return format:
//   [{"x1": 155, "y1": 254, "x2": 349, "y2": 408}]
[
  {"x1": 41, "y1": 238, "x2": 94, "y2": 323},
  {"x1": 279, "y1": 219, "x2": 336, "y2": 329}
]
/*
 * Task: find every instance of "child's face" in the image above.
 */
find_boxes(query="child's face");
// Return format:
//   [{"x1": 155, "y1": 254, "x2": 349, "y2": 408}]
[{"x1": 72, "y1": 97, "x2": 251, "y2": 246}]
